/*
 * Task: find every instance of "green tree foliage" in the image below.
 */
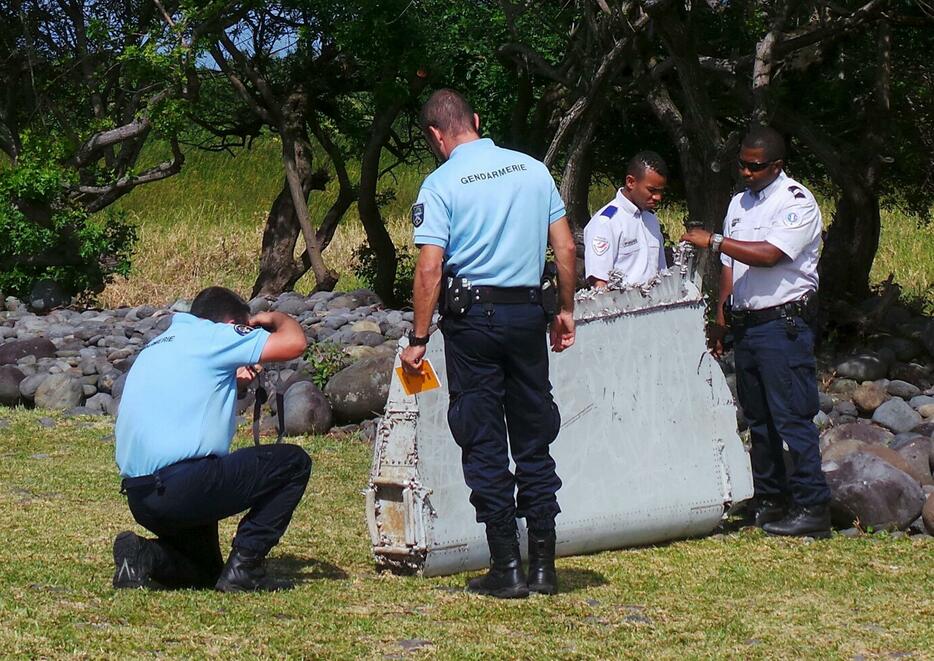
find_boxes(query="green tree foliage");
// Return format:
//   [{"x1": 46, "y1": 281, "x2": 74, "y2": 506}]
[
  {"x1": 0, "y1": 0, "x2": 186, "y2": 300},
  {"x1": 0, "y1": 135, "x2": 136, "y2": 298}
]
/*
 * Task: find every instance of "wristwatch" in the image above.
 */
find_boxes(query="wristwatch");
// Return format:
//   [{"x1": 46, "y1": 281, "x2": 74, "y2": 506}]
[
  {"x1": 709, "y1": 233, "x2": 725, "y2": 254},
  {"x1": 407, "y1": 331, "x2": 430, "y2": 347}
]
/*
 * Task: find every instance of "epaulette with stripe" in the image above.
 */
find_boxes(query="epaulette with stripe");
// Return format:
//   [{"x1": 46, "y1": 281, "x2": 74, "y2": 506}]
[
  {"x1": 600, "y1": 205, "x2": 618, "y2": 218},
  {"x1": 787, "y1": 185, "x2": 806, "y2": 200}
]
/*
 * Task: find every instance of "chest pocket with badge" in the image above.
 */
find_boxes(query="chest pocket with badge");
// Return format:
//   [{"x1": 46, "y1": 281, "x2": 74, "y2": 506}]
[{"x1": 618, "y1": 236, "x2": 640, "y2": 256}]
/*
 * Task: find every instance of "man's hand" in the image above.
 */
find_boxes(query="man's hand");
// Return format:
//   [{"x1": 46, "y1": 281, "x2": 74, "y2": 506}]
[
  {"x1": 680, "y1": 227, "x2": 712, "y2": 249},
  {"x1": 707, "y1": 323, "x2": 727, "y2": 358},
  {"x1": 401, "y1": 344, "x2": 427, "y2": 375},
  {"x1": 549, "y1": 311, "x2": 575, "y2": 353},
  {"x1": 248, "y1": 312, "x2": 278, "y2": 330},
  {"x1": 236, "y1": 364, "x2": 261, "y2": 388}
]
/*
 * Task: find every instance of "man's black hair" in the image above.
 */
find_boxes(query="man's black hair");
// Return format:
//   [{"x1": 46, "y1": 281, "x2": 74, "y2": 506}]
[
  {"x1": 190, "y1": 286, "x2": 250, "y2": 324},
  {"x1": 741, "y1": 126, "x2": 786, "y2": 161},
  {"x1": 420, "y1": 89, "x2": 477, "y2": 136},
  {"x1": 626, "y1": 151, "x2": 669, "y2": 180}
]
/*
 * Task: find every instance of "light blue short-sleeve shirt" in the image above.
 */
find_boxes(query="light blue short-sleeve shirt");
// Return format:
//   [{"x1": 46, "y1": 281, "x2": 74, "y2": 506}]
[
  {"x1": 412, "y1": 138, "x2": 566, "y2": 287},
  {"x1": 115, "y1": 313, "x2": 270, "y2": 478}
]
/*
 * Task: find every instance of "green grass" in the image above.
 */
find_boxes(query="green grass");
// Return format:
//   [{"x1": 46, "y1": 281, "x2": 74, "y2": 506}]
[
  {"x1": 0, "y1": 407, "x2": 931, "y2": 659},
  {"x1": 100, "y1": 140, "x2": 934, "y2": 309}
]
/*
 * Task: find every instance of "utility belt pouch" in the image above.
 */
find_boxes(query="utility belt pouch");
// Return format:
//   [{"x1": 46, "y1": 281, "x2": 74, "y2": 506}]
[
  {"x1": 541, "y1": 261, "x2": 558, "y2": 320},
  {"x1": 441, "y1": 275, "x2": 473, "y2": 317}
]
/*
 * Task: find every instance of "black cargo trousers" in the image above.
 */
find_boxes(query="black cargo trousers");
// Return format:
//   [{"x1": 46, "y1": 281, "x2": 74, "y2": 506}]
[
  {"x1": 441, "y1": 302, "x2": 562, "y2": 532},
  {"x1": 121, "y1": 443, "x2": 311, "y2": 588}
]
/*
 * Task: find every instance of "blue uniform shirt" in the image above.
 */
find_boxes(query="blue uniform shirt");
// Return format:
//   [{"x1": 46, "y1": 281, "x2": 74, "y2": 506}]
[
  {"x1": 115, "y1": 313, "x2": 270, "y2": 478},
  {"x1": 412, "y1": 138, "x2": 566, "y2": 287}
]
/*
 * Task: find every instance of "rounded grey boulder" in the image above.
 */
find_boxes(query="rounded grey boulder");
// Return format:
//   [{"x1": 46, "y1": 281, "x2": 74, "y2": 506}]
[
  {"x1": 0, "y1": 365, "x2": 26, "y2": 405},
  {"x1": 18, "y1": 372, "x2": 49, "y2": 401},
  {"x1": 0, "y1": 338, "x2": 57, "y2": 366},
  {"x1": 835, "y1": 354, "x2": 888, "y2": 382},
  {"x1": 85, "y1": 392, "x2": 115, "y2": 415},
  {"x1": 894, "y1": 436, "x2": 934, "y2": 485},
  {"x1": 886, "y1": 379, "x2": 921, "y2": 400},
  {"x1": 872, "y1": 398, "x2": 923, "y2": 434},
  {"x1": 324, "y1": 353, "x2": 394, "y2": 424},
  {"x1": 34, "y1": 373, "x2": 83, "y2": 410},
  {"x1": 819, "y1": 422, "x2": 894, "y2": 451},
  {"x1": 923, "y1": 493, "x2": 934, "y2": 535},
  {"x1": 824, "y1": 451, "x2": 925, "y2": 531},
  {"x1": 283, "y1": 381, "x2": 333, "y2": 436}
]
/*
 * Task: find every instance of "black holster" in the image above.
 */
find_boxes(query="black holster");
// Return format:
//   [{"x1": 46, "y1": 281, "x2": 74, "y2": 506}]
[
  {"x1": 440, "y1": 275, "x2": 473, "y2": 317},
  {"x1": 541, "y1": 261, "x2": 558, "y2": 321}
]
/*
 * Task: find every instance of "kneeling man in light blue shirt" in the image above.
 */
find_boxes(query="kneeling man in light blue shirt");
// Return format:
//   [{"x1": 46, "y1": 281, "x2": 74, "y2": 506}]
[{"x1": 113, "y1": 286, "x2": 309, "y2": 592}]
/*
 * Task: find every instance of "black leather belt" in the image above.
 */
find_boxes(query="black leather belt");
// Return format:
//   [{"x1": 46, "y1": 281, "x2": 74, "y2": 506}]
[
  {"x1": 120, "y1": 456, "x2": 212, "y2": 493},
  {"x1": 731, "y1": 295, "x2": 815, "y2": 327},
  {"x1": 472, "y1": 286, "x2": 542, "y2": 305}
]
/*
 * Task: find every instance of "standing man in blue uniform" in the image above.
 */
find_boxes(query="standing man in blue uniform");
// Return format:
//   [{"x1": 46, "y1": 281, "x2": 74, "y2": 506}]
[
  {"x1": 682, "y1": 126, "x2": 832, "y2": 538},
  {"x1": 583, "y1": 151, "x2": 669, "y2": 288},
  {"x1": 113, "y1": 286, "x2": 311, "y2": 591},
  {"x1": 401, "y1": 89, "x2": 577, "y2": 598}
]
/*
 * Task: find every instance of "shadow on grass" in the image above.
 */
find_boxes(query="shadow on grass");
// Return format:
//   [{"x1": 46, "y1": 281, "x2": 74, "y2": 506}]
[
  {"x1": 268, "y1": 554, "x2": 349, "y2": 583},
  {"x1": 558, "y1": 568, "x2": 608, "y2": 593}
]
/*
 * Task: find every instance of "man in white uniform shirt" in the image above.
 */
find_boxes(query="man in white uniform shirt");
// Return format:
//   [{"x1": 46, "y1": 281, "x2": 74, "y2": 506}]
[
  {"x1": 583, "y1": 151, "x2": 668, "y2": 288},
  {"x1": 682, "y1": 126, "x2": 832, "y2": 539}
]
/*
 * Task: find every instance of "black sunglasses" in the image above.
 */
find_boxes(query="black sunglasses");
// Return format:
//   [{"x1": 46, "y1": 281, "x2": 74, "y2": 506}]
[{"x1": 737, "y1": 159, "x2": 777, "y2": 172}]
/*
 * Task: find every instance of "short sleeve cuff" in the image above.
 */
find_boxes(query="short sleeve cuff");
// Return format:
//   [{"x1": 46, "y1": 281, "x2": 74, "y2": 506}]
[
  {"x1": 586, "y1": 270, "x2": 610, "y2": 281},
  {"x1": 248, "y1": 329, "x2": 271, "y2": 364},
  {"x1": 413, "y1": 234, "x2": 448, "y2": 248},
  {"x1": 549, "y1": 207, "x2": 567, "y2": 224},
  {"x1": 720, "y1": 253, "x2": 733, "y2": 268},
  {"x1": 765, "y1": 235, "x2": 799, "y2": 261}
]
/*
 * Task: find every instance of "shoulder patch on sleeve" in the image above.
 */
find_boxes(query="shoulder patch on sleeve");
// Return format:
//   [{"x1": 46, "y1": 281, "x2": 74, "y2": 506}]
[
  {"x1": 591, "y1": 236, "x2": 610, "y2": 256},
  {"x1": 787, "y1": 185, "x2": 807, "y2": 200},
  {"x1": 411, "y1": 203, "x2": 424, "y2": 227},
  {"x1": 600, "y1": 205, "x2": 618, "y2": 219},
  {"x1": 234, "y1": 324, "x2": 256, "y2": 336}
]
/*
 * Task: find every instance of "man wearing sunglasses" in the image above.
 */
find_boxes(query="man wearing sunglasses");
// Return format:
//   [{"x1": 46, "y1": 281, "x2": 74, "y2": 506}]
[{"x1": 681, "y1": 126, "x2": 832, "y2": 539}]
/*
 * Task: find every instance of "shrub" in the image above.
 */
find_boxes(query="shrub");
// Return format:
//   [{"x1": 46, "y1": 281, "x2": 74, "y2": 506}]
[
  {"x1": 351, "y1": 241, "x2": 416, "y2": 306},
  {"x1": 0, "y1": 138, "x2": 137, "y2": 301},
  {"x1": 303, "y1": 341, "x2": 351, "y2": 389}
]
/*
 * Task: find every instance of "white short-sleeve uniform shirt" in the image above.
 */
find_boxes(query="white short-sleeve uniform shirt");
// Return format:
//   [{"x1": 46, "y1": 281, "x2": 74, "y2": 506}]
[
  {"x1": 720, "y1": 171, "x2": 822, "y2": 311},
  {"x1": 583, "y1": 190, "x2": 667, "y2": 286}
]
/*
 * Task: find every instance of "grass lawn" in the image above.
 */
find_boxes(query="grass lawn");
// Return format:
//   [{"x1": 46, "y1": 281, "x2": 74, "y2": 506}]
[{"x1": 0, "y1": 408, "x2": 931, "y2": 659}]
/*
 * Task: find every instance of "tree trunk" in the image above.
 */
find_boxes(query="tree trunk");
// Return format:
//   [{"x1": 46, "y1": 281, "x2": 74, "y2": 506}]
[
  {"x1": 251, "y1": 134, "x2": 329, "y2": 297},
  {"x1": 251, "y1": 185, "x2": 305, "y2": 297},
  {"x1": 559, "y1": 123, "x2": 594, "y2": 232},
  {"x1": 818, "y1": 180, "x2": 880, "y2": 303},
  {"x1": 357, "y1": 75, "x2": 428, "y2": 307},
  {"x1": 357, "y1": 111, "x2": 400, "y2": 307}
]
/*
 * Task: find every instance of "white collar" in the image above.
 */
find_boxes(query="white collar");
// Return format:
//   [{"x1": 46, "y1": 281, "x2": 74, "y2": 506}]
[
  {"x1": 751, "y1": 171, "x2": 787, "y2": 201},
  {"x1": 614, "y1": 189, "x2": 642, "y2": 217}
]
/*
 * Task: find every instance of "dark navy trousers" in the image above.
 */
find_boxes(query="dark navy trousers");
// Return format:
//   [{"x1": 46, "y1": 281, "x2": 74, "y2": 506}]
[
  {"x1": 441, "y1": 303, "x2": 562, "y2": 532},
  {"x1": 733, "y1": 316, "x2": 831, "y2": 507},
  {"x1": 123, "y1": 444, "x2": 311, "y2": 588}
]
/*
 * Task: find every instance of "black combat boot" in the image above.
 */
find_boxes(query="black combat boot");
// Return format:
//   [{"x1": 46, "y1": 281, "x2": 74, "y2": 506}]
[
  {"x1": 527, "y1": 528, "x2": 557, "y2": 595},
  {"x1": 112, "y1": 531, "x2": 155, "y2": 589},
  {"x1": 762, "y1": 504, "x2": 832, "y2": 539},
  {"x1": 215, "y1": 547, "x2": 292, "y2": 592},
  {"x1": 739, "y1": 496, "x2": 787, "y2": 527},
  {"x1": 467, "y1": 527, "x2": 529, "y2": 599}
]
